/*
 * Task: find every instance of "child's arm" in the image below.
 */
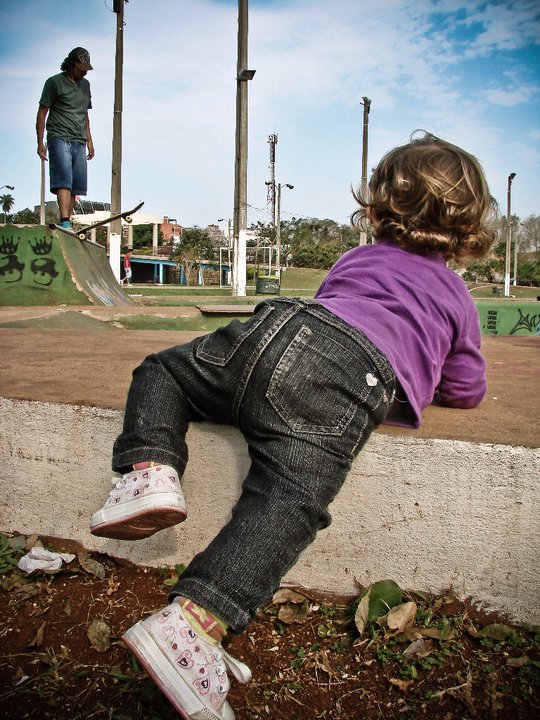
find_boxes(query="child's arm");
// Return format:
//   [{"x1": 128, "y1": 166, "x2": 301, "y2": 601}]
[{"x1": 437, "y1": 308, "x2": 486, "y2": 409}]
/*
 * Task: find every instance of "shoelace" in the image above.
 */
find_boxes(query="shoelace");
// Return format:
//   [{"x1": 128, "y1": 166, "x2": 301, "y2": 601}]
[{"x1": 221, "y1": 647, "x2": 252, "y2": 684}]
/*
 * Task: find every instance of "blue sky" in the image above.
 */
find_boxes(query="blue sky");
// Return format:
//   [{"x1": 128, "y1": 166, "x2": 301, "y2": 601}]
[{"x1": 1, "y1": 0, "x2": 539, "y2": 229}]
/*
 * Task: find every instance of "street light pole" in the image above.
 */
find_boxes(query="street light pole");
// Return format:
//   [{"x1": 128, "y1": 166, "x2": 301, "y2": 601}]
[
  {"x1": 110, "y1": 0, "x2": 124, "y2": 240},
  {"x1": 512, "y1": 222, "x2": 519, "y2": 287},
  {"x1": 359, "y1": 96, "x2": 371, "y2": 246},
  {"x1": 504, "y1": 172, "x2": 516, "y2": 298},
  {"x1": 232, "y1": 0, "x2": 255, "y2": 296},
  {"x1": 275, "y1": 182, "x2": 293, "y2": 277}
]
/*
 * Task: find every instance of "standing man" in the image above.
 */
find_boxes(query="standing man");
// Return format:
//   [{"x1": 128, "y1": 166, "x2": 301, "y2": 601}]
[{"x1": 36, "y1": 47, "x2": 94, "y2": 229}]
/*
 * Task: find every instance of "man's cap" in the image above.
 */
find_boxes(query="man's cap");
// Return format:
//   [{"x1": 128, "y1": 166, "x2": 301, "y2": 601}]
[{"x1": 68, "y1": 47, "x2": 93, "y2": 70}]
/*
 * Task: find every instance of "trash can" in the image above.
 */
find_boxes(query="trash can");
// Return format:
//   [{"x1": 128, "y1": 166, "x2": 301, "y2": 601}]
[{"x1": 256, "y1": 275, "x2": 281, "y2": 295}]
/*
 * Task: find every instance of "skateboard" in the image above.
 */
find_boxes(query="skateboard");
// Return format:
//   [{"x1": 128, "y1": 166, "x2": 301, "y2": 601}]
[{"x1": 49, "y1": 201, "x2": 144, "y2": 243}]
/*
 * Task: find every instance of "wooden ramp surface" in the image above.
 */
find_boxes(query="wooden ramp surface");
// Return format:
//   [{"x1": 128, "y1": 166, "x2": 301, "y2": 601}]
[{"x1": 196, "y1": 304, "x2": 256, "y2": 315}]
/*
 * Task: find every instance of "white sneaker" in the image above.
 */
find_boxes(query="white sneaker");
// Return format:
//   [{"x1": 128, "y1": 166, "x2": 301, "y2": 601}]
[
  {"x1": 90, "y1": 465, "x2": 186, "y2": 540},
  {"x1": 123, "y1": 601, "x2": 251, "y2": 720}
]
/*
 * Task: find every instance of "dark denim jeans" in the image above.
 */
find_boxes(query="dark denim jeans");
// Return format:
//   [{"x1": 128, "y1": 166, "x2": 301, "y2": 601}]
[{"x1": 113, "y1": 298, "x2": 396, "y2": 632}]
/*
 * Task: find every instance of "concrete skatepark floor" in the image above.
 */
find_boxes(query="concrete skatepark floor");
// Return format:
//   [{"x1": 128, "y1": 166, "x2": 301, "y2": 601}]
[{"x1": 0, "y1": 534, "x2": 539, "y2": 720}]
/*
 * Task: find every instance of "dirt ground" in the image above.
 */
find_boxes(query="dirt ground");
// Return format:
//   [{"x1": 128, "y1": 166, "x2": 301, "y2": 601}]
[
  {"x1": 0, "y1": 534, "x2": 538, "y2": 720},
  {"x1": 1, "y1": 309, "x2": 539, "y2": 718}
]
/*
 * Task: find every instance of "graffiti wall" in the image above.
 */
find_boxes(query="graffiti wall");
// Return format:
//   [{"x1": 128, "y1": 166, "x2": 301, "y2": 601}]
[
  {"x1": 0, "y1": 225, "x2": 89, "y2": 305},
  {"x1": 0, "y1": 225, "x2": 133, "y2": 306},
  {"x1": 476, "y1": 301, "x2": 540, "y2": 336}
]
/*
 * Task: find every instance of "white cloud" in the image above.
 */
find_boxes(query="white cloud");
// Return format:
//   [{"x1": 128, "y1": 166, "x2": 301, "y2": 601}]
[{"x1": 1, "y1": 0, "x2": 539, "y2": 224}]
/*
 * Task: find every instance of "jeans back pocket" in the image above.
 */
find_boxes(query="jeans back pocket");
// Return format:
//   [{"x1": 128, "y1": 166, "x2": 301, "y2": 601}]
[
  {"x1": 266, "y1": 324, "x2": 377, "y2": 435},
  {"x1": 196, "y1": 303, "x2": 275, "y2": 366}
]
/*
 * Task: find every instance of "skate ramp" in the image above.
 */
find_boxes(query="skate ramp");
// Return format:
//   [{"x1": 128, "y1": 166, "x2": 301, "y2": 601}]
[{"x1": 0, "y1": 225, "x2": 134, "y2": 306}]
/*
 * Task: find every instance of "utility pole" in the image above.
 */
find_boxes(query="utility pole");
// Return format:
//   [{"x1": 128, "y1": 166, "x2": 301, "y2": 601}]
[
  {"x1": 110, "y1": 0, "x2": 124, "y2": 240},
  {"x1": 512, "y1": 220, "x2": 519, "y2": 286},
  {"x1": 359, "y1": 96, "x2": 371, "y2": 246},
  {"x1": 232, "y1": 0, "x2": 255, "y2": 296},
  {"x1": 504, "y1": 172, "x2": 516, "y2": 298},
  {"x1": 275, "y1": 182, "x2": 293, "y2": 277}
]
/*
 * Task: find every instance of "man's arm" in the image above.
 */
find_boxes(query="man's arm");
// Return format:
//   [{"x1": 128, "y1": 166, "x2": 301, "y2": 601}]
[
  {"x1": 85, "y1": 112, "x2": 94, "y2": 160},
  {"x1": 36, "y1": 105, "x2": 49, "y2": 161}
]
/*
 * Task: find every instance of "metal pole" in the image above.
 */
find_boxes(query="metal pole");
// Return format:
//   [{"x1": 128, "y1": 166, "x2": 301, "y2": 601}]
[
  {"x1": 504, "y1": 172, "x2": 516, "y2": 298},
  {"x1": 512, "y1": 220, "x2": 519, "y2": 287},
  {"x1": 276, "y1": 183, "x2": 281, "y2": 276},
  {"x1": 359, "y1": 96, "x2": 371, "y2": 246},
  {"x1": 110, "y1": 0, "x2": 124, "y2": 239}
]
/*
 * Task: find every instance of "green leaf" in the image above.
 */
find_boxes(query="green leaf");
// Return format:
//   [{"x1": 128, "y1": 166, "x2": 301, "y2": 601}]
[{"x1": 361, "y1": 580, "x2": 403, "y2": 622}]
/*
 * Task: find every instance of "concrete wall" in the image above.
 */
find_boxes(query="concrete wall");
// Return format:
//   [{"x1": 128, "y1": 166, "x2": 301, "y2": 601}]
[{"x1": 1, "y1": 396, "x2": 538, "y2": 627}]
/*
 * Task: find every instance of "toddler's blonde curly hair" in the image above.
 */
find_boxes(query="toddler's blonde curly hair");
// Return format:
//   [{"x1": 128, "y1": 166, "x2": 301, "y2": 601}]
[{"x1": 352, "y1": 131, "x2": 498, "y2": 260}]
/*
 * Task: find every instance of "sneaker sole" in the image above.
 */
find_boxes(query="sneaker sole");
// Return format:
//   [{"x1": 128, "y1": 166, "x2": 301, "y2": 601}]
[
  {"x1": 123, "y1": 621, "x2": 217, "y2": 720},
  {"x1": 90, "y1": 494, "x2": 186, "y2": 540}
]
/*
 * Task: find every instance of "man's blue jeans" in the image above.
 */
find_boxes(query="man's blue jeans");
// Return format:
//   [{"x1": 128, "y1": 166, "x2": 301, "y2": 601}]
[
  {"x1": 113, "y1": 298, "x2": 396, "y2": 632},
  {"x1": 48, "y1": 137, "x2": 87, "y2": 195}
]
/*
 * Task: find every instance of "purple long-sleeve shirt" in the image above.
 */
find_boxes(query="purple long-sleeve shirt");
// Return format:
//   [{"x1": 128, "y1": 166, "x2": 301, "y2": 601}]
[{"x1": 315, "y1": 240, "x2": 486, "y2": 428}]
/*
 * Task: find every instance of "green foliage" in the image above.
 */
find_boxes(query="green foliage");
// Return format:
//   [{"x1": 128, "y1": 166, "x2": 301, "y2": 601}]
[
  {"x1": 173, "y1": 227, "x2": 216, "y2": 261},
  {"x1": 1, "y1": 193, "x2": 15, "y2": 219},
  {"x1": 252, "y1": 216, "x2": 361, "y2": 270},
  {"x1": 461, "y1": 213, "x2": 540, "y2": 286},
  {"x1": 282, "y1": 217, "x2": 360, "y2": 269},
  {"x1": 132, "y1": 223, "x2": 164, "y2": 249},
  {"x1": 0, "y1": 535, "x2": 24, "y2": 574},
  {"x1": 12, "y1": 207, "x2": 39, "y2": 224},
  {"x1": 516, "y1": 259, "x2": 540, "y2": 287}
]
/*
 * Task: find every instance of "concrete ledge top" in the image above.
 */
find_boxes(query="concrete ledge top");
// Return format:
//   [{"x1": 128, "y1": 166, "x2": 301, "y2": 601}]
[{"x1": 0, "y1": 327, "x2": 538, "y2": 448}]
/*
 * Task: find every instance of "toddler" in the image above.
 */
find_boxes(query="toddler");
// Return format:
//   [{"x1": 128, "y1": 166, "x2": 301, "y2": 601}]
[{"x1": 91, "y1": 132, "x2": 497, "y2": 720}]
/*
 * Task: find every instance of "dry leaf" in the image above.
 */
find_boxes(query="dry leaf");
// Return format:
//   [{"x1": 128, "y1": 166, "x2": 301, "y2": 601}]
[
  {"x1": 106, "y1": 578, "x2": 121, "y2": 596},
  {"x1": 354, "y1": 591, "x2": 371, "y2": 636},
  {"x1": 87, "y1": 619, "x2": 111, "y2": 652},
  {"x1": 507, "y1": 656, "x2": 529, "y2": 668},
  {"x1": 385, "y1": 601, "x2": 417, "y2": 633},
  {"x1": 27, "y1": 621, "x2": 47, "y2": 650},
  {"x1": 78, "y1": 553, "x2": 106, "y2": 579},
  {"x1": 389, "y1": 677, "x2": 414, "y2": 693},
  {"x1": 421, "y1": 626, "x2": 455, "y2": 641},
  {"x1": 403, "y1": 639, "x2": 435, "y2": 660},
  {"x1": 272, "y1": 588, "x2": 307, "y2": 605},
  {"x1": 278, "y1": 600, "x2": 310, "y2": 625}
]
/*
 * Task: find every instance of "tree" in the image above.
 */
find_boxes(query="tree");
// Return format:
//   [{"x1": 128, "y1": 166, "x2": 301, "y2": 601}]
[
  {"x1": 519, "y1": 214, "x2": 540, "y2": 253},
  {"x1": 281, "y1": 217, "x2": 360, "y2": 269},
  {"x1": 462, "y1": 212, "x2": 540, "y2": 286},
  {"x1": 1, "y1": 193, "x2": 15, "y2": 223},
  {"x1": 171, "y1": 227, "x2": 216, "y2": 286},
  {"x1": 132, "y1": 223, "x2": 164, "y2": 250},
  {"x1": 12, "y1": 207, "x2": 39, "y2": 224}
]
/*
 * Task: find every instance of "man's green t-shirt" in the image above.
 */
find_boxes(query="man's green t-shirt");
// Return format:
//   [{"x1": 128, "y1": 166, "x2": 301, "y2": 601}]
[{"x1": 39, "y1": 73, "x2": 92, "y2": 144}]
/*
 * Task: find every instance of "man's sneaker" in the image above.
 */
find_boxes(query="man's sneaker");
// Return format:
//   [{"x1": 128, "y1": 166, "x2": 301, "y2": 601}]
[
  {"x1": 59, "y1": 219, "x2": 73, "y2": 229},
  {"x1": 90, "y1": 464, "x2": 186, "y2": 540},
  {"x1": 122, "y1": 601, "x2": 251, "y2": 720}
]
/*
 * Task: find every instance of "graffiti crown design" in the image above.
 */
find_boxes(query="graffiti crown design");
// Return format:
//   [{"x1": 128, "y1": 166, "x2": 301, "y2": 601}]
[
  {"x1": 0, "y1": 237, "x2": 19, "y2": 255},
  {"x1": 30, "y1": 237, "x2": 53, "y2": 255}
]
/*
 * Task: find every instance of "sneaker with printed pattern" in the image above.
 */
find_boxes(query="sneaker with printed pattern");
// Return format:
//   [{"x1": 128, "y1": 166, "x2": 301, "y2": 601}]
[
  {"x1": 90, "y1": 464, "x2": 186, "y2": 540},
  {"x1": 122, "y1": 600, "x2": 251, "y2": 720}
]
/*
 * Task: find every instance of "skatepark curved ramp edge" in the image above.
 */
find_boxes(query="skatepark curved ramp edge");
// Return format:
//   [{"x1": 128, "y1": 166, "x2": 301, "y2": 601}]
[{"x1": 0, "y1": 224, "x2": 134, "y2": 306}]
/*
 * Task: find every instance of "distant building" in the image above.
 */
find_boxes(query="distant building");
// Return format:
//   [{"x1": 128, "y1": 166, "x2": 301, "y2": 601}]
[{"x1": 161, "y1": 216, "x2": 182, "y2": 244}]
